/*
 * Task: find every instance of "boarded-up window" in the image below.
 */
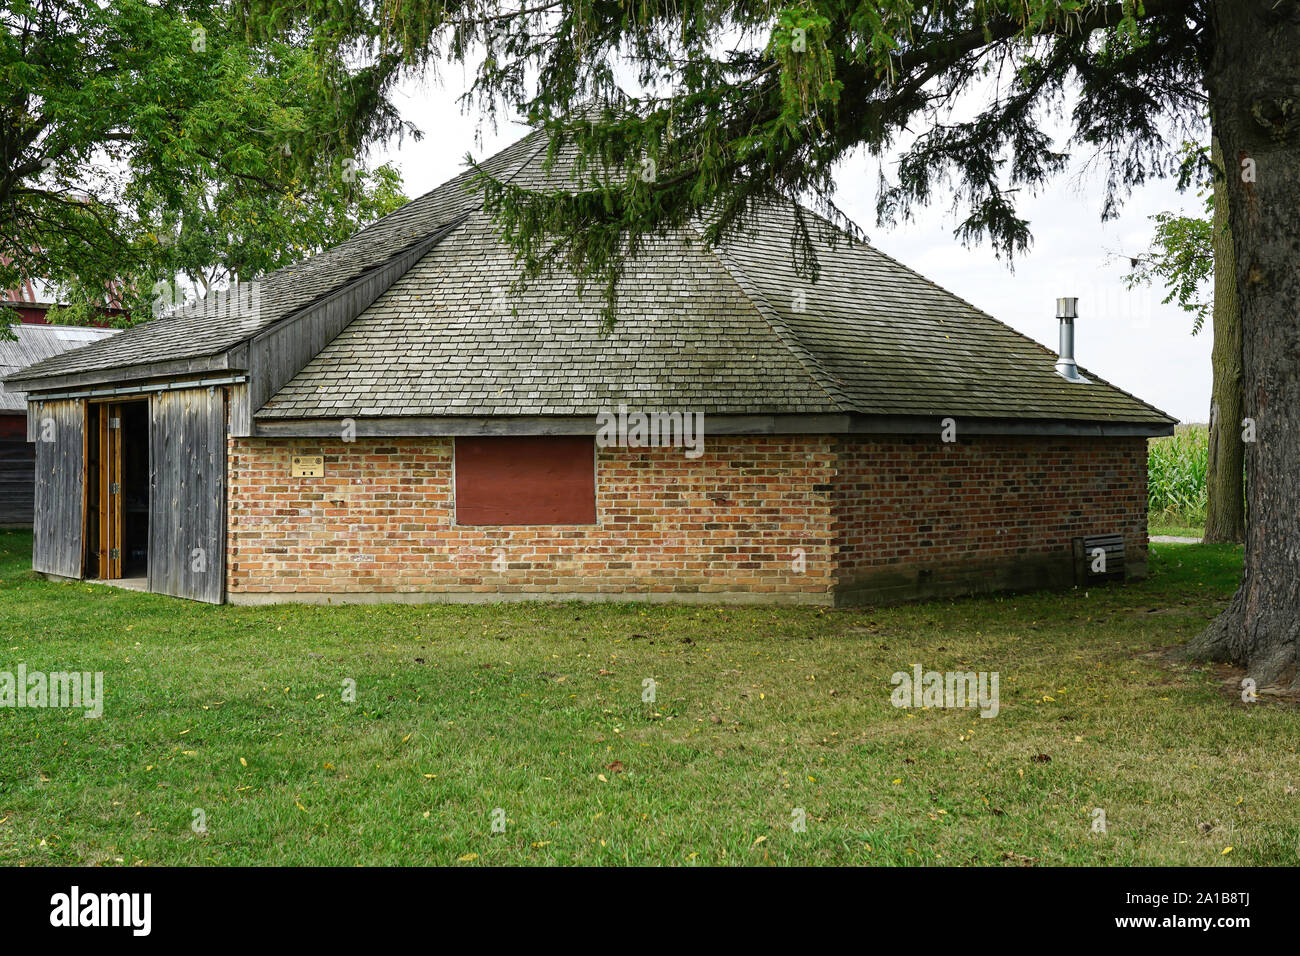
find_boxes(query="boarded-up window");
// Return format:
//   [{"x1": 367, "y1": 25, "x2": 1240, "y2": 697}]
[{"x1": 455, "y1": 437, "x2": 596, "y2": 525}]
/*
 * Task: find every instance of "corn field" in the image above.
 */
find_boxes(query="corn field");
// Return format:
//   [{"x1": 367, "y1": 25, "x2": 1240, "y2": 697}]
[{"x1": 1147, "y1": 424, "x2": 1209, "y2": 526}]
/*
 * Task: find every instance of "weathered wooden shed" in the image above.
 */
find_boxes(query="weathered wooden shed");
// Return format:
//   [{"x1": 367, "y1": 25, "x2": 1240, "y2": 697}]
[{"x1": 3, "y1": 132, "x2": 1176, "y2": 606}]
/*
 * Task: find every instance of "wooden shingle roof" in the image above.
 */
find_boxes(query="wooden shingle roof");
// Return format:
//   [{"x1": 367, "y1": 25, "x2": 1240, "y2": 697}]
[
  {"x1": 2, "y1": 135, "x2": 543, "y2": 388},
  {"x1": 257, "y1": 210, "x2": 839, "y2": 419},
  {"x1": 710, "y1": 201, "x2": 1170, "y2": 423},
  {"x1": 258, "y1": 138, "x2": 1173, "y2": 427},
  {"x1": 5, "y1": 130, "x2": 1174, "y2": 430}
]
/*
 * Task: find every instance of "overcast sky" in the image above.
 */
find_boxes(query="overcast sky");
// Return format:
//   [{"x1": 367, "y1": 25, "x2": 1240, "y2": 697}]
[{"x1": 374, "y1": 72, "x2": 1212, "y2": 424}]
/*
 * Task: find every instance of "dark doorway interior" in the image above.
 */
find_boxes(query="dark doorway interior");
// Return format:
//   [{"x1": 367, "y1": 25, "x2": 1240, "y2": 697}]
[{"x1": 120, "y1": 402, "x2": 148, "y2": 576}]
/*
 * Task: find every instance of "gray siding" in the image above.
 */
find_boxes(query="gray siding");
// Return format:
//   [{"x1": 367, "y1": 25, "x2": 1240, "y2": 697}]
[
  {"x1": 31, "y1": 399, "x2": 85, "y2": 576},
  {"x1": 148, "y1": 387, "x2": 225, "y2": 603},
  {"x1": 0, "y1": 435, "x2": 35, "y2": 527}
]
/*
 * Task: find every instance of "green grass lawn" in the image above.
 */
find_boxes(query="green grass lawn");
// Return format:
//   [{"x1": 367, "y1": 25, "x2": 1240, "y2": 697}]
[
  {"x1": 0, "y1": 529, "x2": 1293, "y2": 867},
  {"x1": 1148, "y1": 518, "x2": 1205, "y2": 539}
]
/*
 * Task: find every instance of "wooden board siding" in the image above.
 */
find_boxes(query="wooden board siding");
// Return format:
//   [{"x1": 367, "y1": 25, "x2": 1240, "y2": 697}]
[
  {"x1": 227, "y1": 382, "x2": 250, "y2": 439},
  {"x1": 148, "y1": 387, "x2": 226, "y2": 603},
  {"x1": 31, "y1": 399, "x2": 85, "y2": 576},
  {"x1": 0, "y1": 423, "x2": 36, "y2": 526}
]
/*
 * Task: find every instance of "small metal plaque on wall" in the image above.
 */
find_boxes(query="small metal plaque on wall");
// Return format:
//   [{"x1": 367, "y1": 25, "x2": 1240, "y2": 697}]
[{"x1": 291, "y1": 455, "x2": 324, "y2": 478}]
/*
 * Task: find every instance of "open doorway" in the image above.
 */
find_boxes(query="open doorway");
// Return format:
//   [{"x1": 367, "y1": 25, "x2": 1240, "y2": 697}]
[{"x1": 86, "y1": 400, "x2": 149, "y2": 580}]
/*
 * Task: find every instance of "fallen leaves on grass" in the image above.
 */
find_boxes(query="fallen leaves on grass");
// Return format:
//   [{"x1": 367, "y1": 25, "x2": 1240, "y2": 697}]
[{"x1": 1001, "y1": 851, "x2": 1037, "y2": 866}]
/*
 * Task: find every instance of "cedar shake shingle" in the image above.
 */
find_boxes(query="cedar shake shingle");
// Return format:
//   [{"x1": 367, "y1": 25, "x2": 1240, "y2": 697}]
[{"x1": 7, "y1": 130, "x2": 1174, "y2": 428}]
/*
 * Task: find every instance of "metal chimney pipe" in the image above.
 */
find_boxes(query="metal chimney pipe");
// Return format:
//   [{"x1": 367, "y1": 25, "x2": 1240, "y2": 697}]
[{"x1": 1055, "y1": 296, "x2": 1081, "y2": 381}]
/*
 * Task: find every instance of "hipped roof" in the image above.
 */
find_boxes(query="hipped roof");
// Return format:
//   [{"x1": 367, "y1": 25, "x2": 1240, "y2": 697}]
[{"x1": 4, "y1": 130, "x2": 1174, "y2": 430}]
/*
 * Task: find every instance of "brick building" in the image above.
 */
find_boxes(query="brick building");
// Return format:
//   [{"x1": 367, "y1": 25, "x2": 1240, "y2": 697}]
[{"x1": 3, "y1": 132, "x2": 1172, "y2": 605}]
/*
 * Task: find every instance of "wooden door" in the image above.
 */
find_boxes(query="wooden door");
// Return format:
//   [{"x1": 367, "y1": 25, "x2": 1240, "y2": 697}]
[
  {"x1": 148, "y1": 388, "x2": 226, "y2": 603},
  {"x1": 31, "y1": 399, "x2": 86, "y2": 578}
]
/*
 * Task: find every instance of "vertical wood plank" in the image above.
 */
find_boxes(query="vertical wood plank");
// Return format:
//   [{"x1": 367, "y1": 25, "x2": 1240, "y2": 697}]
[
  {"x1": 148, "y1": 387, "x2": 226, "y2": 603},
  {"x1": 32, "y1": 399, "x2": 85, "y2": 577}
]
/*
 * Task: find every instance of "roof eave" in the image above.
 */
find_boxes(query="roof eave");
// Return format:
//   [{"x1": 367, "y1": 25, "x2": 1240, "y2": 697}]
[
  {"x1": 3, "y1": 350, "x2": 239, "y2": 395},
  {"x1": 845, "y1": 413, "x2": 1175, "y2": 438},
  {"x1": 249, "y1": 411, "x2": 1175, "y2": 438}
]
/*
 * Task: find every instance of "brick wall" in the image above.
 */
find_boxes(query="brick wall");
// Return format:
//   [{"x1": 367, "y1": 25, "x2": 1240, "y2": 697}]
[
  {"x1": 226, "y1": 434, "x2": 1148, "y2": 604},
  {"x1": 226, "y1": 436, "x2": 838, "y2": 600},
  {"x1": 832, "y1": 436, "x2": 1149, "y2": 603}
]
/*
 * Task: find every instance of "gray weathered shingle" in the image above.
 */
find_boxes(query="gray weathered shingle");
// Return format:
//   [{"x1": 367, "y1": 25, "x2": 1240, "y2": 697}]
[
  {"x1": 6, "y1": 129, "x2": 1174, "y2": 427},
  {"x1": 3, "y1": 134, "x2": 548, "y2": 386},
  {"x1": 259, "y1": 143, "x2": 1173, "y2": 425}
]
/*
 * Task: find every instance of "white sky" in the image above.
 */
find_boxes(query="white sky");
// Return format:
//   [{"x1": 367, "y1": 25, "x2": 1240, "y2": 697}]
[{"x1": 374, "y1": 71, "x2": 1212, "y2": 424}]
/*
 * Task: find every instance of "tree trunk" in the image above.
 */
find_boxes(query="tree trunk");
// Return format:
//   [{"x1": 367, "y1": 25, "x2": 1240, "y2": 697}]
[
  {"x1": 1202, "y1": 135, "x2": 1245, "y2": 544},
  {"x1": 1188, "y1": 0, "x2": 1300, "y2": 688}
]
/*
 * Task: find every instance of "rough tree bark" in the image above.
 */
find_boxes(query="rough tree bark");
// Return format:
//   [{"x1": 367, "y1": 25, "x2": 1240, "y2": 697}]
[
  {"x1": 1188, "y1": 0, "x2": 1300, "y2": 687},
  {"x1": 1202, "y1": 135, "x2": 1245, "y2": 544}
]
